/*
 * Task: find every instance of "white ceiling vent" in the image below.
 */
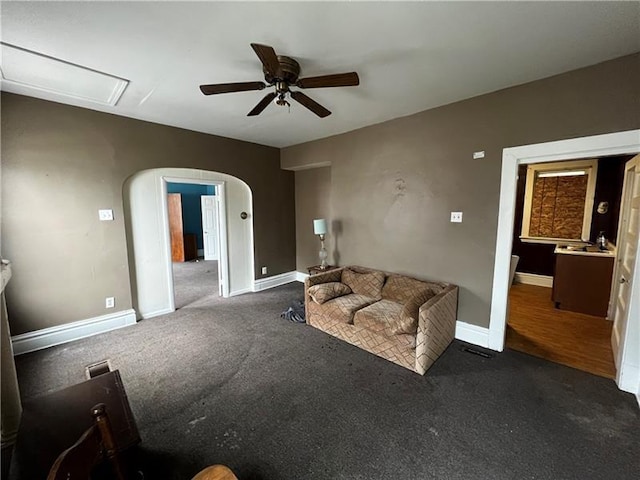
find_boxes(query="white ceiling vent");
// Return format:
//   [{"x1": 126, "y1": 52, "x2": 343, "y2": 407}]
[{"x1": 0, "y1": 43, "x2": 128, "y2": 106}]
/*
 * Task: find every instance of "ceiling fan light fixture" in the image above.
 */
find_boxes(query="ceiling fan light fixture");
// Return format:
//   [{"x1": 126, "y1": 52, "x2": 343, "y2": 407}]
[{"x1": 274, "y1": 92, "x2": 290, "y2": 108}]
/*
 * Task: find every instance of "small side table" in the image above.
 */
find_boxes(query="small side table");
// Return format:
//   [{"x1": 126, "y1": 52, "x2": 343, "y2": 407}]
[{"x1": 307, "y1": 265, "x2": 340, "y2": 276}]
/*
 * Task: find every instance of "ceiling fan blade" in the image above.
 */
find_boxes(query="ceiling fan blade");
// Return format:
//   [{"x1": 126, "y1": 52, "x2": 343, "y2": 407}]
[
  {"x1": 250, "y1": 43, "x2": 282, "y2": 78},
  {"x1": 290, "y1": 91, "x2": 331, "y2": 118},
  {"x1": 200, "y1": 81, "x2": 266, "y2": 95},
  {"x1": 296, "y1": 72, "x2": 359, "y2": 89},
  {"x1": 247, "y1": 92, "x2": 277, "y2": 116}
]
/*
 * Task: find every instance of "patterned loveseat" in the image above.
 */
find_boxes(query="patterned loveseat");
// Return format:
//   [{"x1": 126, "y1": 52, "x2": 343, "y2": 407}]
[{"x1": 304, "y1": 266, "x2": 458, "y2": 375}]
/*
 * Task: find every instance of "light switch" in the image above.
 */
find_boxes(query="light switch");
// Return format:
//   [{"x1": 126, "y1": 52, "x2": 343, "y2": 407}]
[
  {"x1": 99, "y1": 209, "x2": 114, "y2": 221},
  {"x1": 473, "y1": 151, "x2": 485, "y2": 159},
  {"x1": 451, "y1": 212, "x2": 463, "y2": 223}
]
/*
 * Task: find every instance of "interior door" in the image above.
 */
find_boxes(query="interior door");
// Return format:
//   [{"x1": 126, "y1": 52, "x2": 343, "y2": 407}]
[
  {"x1": 611, "y1": 154, "x2": 640, "y2": 377},
  {"x1": 201, "y1": 195, "x2": 219, "y2": 261},
  {"x1": 167, "y1": 193, "x2": 184, "y2": 262}
]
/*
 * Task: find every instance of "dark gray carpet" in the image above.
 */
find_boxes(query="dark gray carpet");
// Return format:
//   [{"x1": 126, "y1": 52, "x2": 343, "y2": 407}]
[
  {"x1": 172, "y1": 260, "x2": 219, "y2": 309},
  {"x1": 12, "y1": 282, "x2": 640, "y2": 480}
]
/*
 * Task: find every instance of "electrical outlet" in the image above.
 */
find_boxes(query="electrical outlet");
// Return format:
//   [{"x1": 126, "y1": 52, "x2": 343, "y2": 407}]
[
  {"x1": 99, "y1": 209, "x2": 114, "y2": 221},
  {"x1": 105, "y1": 297, "x2": 115, "y2": 309},
  {"x1": 261, "y1": 266, "x2": 268, "y2": 275},
  {"x1": 473, "y1": 151, "x2": 485, "y2": 159},
  {"x1": 450, "y1": 212, "x2": 463, "y2": 223}
]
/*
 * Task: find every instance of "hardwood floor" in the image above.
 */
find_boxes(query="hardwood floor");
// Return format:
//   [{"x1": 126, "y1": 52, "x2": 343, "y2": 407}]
[{"x1": 507, "y1": 283, "x2": 616, "y2": 379}]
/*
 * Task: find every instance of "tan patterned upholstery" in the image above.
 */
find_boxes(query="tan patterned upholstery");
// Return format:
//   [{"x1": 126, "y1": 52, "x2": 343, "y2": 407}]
[
  {"x1": 308, "y1": 282, "x2": 352, "y2": 304},
  {"x1": 307, "y1": 268, "x2": 344, "y2": 287},
  {"x1": 341, "y1": 269, "x2": 385, "y2": 300},
  {"x1": 353, "y1": 300, "x2": 416, "y2": 348},
  {"x1": 308, "y1": 316, "x2": 417, "y2": 370},
  {"x1": 304, "y1": 266, "x2": 458, "y2": 375},
  {"x1": 353, "y1": 300, "x2": 403, "y2": 332},
  {"x1": 381, "y1": 274, "x2": 427, "y2": 304},
  {"x1": 415, "y1": 285, "x2": 458, "y2": 375},
  {"x1": 307, "y1": 293, "x2": 376, "y2": 325},
  {"x1": 305, "y1": 268, "x2": 347, "y2": 329},
  {"x1": 393, "y1": 289, "x2": 438, "y2": 335}
]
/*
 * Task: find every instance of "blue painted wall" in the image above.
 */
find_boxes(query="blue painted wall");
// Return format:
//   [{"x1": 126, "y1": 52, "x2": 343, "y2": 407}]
[{"x1": 167, "y1": 183, "x2": 215, "y2": 250}]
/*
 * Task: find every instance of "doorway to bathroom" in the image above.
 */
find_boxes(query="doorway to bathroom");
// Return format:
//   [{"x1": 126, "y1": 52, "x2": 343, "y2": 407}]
[
  {"x1": 506, "y1": 154, "x2": 632, "y2": 378},
  {"x1": 490, "y1": 130, "x2": 640, "y2": 395}
]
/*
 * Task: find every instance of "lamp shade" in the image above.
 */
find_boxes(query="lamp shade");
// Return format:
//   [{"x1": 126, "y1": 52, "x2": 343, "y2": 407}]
[{"x1": 313, "y1": 219, "x2": 327, "y2": 235}]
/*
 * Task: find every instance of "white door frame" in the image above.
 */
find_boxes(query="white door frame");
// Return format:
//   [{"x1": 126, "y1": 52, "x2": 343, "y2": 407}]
[
  {"x1": 488, "y1": 129, "x2": 640, "y2": 393},
  {"x1": 162, "y1": 177, "x2": 230, "y2": 302}
]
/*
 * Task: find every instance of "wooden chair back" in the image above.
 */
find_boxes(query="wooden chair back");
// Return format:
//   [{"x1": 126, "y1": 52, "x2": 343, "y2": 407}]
[
  {"x1": 46, "y1": 400, "x2": 239, "y2": 480},
  {"x1": 47, "y1": 403, "x2": 128, "y2": 480}
]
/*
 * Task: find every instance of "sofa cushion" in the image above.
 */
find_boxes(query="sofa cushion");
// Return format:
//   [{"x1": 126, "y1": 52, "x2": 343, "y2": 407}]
[
  {"x1": 308, "y1": 282, "x2": 352, "y2": 304},
  {"x1": 353, "y1": 300, "x2": 403, "y2": 333},
  {"x1": 381, "y1": 274, "x2": 431, "y2": 305},
  {"x1": 342, "y1": 269, "x2": 385, "y2": 300},
  {"x1": 312, "y1": 294, "x2": 377, "y2": 324},
  {"x1": 392, "y1": 289, "x2": 438, "y2": 335},
  {"x1": 352, "y1": 300, "x2": 417, "y2": 349}
]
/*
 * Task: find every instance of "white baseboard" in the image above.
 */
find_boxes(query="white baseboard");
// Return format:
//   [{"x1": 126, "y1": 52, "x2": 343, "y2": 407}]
[
  {"x1": 253, "y1": 271, "x2": 298, "y2": 292},
  {"x1": 514, "y1": 272, "x2": 554, "y2": 288},
  {"x1": 228, "y1": 287, "x2": 252, "y2": 297},
  {"x1": 140, "y1": 307, "x2": 174, "y2": 320},
  {"x1": 11, "y1": 309, "x2": 137, "y2": 355},
  {"x1": 455, "y1": 321, "x2": 490, "y2": 348},
  {"x1": 296, "y1": 271, "x2": 309, "y2": 282}
]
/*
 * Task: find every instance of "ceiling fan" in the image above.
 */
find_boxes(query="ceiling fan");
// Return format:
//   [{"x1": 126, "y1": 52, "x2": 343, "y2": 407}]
[{"x1": 199, "y1": 43, "x2": 359, "y2": 118}]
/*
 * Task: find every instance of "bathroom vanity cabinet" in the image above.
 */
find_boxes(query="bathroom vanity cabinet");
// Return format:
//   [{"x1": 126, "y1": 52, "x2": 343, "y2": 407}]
[{"x1": 552, "y1": 246, "x2": 615, "y2": 317}]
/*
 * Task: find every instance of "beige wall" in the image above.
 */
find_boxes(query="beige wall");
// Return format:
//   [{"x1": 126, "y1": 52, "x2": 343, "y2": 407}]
[
  {"x1": 282, "y1": 53, "x2": 640, "y2": 329},
  {"x1": 1, "y1": 93, "x2": 295, "y2": 335},
  {"x1": 294, "y1": 167, "x2": 332, "y2": 270}
]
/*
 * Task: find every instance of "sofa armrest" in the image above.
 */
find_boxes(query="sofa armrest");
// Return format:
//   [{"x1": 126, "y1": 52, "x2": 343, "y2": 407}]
[
  {"x1": 305, "y1": 267, "x2": 345, "y2": 288},
  {"x1": 304, "y1": 267, "x2": 347, "y2": 317},
  {"x1": 415, "y1": 285, "x2": 458, "y2": 375}
]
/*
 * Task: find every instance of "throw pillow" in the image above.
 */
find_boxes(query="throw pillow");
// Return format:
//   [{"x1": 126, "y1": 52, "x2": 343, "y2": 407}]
[
  {"x1": 308, "y1": 282, "x2": 352, "y2": 304},
  {"x1": 391, "y1": 289, "x2": 437, "y2": 335},
  {"x1": 341, "y1": 269, "x2": 385, "y2": 299}
]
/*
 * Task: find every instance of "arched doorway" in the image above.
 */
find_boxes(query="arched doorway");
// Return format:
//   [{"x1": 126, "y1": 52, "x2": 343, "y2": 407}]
[{"x1": 123, "y1": 168, "x2": 254, "y2": 319}]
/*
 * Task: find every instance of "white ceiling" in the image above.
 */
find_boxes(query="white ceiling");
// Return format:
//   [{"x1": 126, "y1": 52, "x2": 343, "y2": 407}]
[{"x1": 1, "y1": 1, "x2": 639, "y2": 148}]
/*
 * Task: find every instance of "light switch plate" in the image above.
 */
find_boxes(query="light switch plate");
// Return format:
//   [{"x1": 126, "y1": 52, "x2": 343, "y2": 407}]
[
  {"x1": 99, "y1": 209, "x2": 114, "y2": 221},
  {"x1": 451, "y1": 212, "x2": 463, "y2": 223},
  {"x1": 473, "y1": 151, "x2": 485, "y2": 159}
]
